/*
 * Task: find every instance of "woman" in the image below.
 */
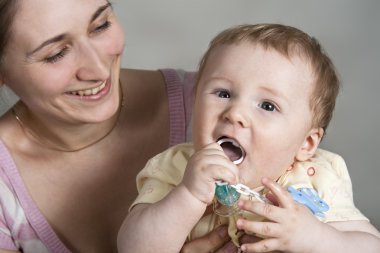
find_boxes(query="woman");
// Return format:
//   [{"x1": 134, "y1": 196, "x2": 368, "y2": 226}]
[{"x1": 0, "y1": 0, "x2": 237, "y2": 252}]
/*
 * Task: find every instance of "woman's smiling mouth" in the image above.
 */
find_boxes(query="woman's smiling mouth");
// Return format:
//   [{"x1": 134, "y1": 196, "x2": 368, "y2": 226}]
[{"x1": 68, "y1": 80, "x2": 107, "y2": 96}]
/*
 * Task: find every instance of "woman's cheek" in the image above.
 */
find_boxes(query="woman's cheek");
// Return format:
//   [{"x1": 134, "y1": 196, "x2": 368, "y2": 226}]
[{"x1": 110, "y1": 23, "x2": 125, "y2": 55}]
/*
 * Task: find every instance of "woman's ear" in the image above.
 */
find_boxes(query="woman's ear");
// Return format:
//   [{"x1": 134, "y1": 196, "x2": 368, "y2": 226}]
[{"x1": 295, "y1": 127, "x2": 324, "y2": 161}]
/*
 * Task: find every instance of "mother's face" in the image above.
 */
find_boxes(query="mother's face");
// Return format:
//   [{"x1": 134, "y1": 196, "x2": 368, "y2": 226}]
[{"x1": 2, "y1": 0, "x2": 125, "y2": 124}]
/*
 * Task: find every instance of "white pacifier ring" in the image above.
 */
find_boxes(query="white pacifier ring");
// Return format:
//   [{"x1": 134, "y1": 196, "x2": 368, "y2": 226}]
[{"x1": 217, "y1": 137, "x2": 246, "y2": 165}]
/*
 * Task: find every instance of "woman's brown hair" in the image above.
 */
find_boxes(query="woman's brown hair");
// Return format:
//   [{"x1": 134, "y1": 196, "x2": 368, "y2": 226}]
[{"x1": 0, "y1": 0, "x2": 19, "y2": 71}]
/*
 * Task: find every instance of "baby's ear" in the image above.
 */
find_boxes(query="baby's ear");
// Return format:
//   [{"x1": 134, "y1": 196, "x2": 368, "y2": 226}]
[{"x1": 295, "y1": 127, "x2": 324, "y2": 161}]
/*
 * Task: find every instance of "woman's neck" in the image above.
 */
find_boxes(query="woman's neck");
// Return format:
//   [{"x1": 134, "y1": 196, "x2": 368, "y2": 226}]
[{"x1": 12, "y1": 98, "x2": 123, "y2": 153}]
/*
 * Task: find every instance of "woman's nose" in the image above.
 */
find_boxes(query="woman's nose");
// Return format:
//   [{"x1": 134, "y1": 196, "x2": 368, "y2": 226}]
[
  {"x1": 222, "y1": 101, "x2": 250, "y2": 128},
  {"x1": 76, "y1": 41, "x2": 109, "y2": 81}
]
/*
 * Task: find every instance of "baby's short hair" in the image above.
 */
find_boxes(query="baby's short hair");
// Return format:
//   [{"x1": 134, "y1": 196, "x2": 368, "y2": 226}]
[{"x1": 197, "y1": 24, "x2": 340, "y2": 132}]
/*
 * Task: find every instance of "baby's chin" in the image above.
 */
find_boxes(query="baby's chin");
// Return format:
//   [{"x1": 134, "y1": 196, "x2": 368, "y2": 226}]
[{"x1": 238, "y1": 168, "x2": 266, "y2": 188}]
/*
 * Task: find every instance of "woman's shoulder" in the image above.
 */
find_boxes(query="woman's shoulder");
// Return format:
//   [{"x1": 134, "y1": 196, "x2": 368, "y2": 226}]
[
  {"x1": 119, "y1": 68, "x2": 167, "y2": 107},
  {"x1": 120, "y1": 68, "x2": 164, "y2": 89},
  {"x1": 120, "y1": 68, "x2": 196, "y2": 145}
]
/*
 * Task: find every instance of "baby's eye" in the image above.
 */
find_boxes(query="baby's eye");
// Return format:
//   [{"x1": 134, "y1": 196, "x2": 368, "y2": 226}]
[
  {"x1": 259, "y1": 101, "x2": 276, "y2": 112},
  {"x1": 216, "y1": 90, "x2": 231, "y2": 98}
]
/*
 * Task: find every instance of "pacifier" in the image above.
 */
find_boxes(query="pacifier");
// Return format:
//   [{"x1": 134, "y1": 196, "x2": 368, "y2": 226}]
[
  {"x1": 217, "y1": 137, "x2": 246, "y2": 165},
  {"x1": 214, "y1": 138, "x2": 246, "y2": 215},
  {"x1": 288, "y1": 186, "x2": 329, "y2": 218}
]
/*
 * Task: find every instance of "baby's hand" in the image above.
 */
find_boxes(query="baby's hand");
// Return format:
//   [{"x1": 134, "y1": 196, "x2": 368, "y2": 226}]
[
  {"x1": 181, "y1": 142, "x2": 239, "y2": 205},
  {"x1": 236, "y1": 177, "x2": 324, "y2": 253}
]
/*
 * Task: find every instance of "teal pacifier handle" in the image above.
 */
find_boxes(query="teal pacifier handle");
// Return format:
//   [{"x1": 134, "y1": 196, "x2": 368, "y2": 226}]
[
  {"x1": 215, "y1": 182, "x2": 241, "y2": 206},
  {"x1": 215, "y1": 181, "x2": 270, "y2": 207}
]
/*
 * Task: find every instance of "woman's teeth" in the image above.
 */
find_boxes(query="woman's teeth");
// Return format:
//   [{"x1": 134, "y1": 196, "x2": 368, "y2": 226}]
[{"x1": 70, "y1": 81, "x2": 106, "y2": 96}]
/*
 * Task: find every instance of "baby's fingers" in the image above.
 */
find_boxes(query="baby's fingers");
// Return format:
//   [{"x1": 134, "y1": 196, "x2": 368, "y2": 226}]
[
  {"x1": 237, "y1": 199, "x2": 283, "y2": 223},
  {"x1": 261, "y1": 177, "x2": 294, "y2": 209},
  {"x1": 240, "y1": 238, "x2": 281, "y2": 253},
  {"x1": 236, "y1": 219, "x2": 282, "y2": 239}
]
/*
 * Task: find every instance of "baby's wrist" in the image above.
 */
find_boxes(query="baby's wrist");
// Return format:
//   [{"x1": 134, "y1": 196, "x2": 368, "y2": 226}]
[{"x1": 177, "y1": 183, "x2": 209, "y2": 209}]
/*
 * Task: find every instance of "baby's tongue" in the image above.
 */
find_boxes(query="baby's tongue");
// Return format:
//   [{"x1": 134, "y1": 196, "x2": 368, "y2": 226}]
[{"x1": 220, "y1": 141, "x2": 242, "y2": 163}]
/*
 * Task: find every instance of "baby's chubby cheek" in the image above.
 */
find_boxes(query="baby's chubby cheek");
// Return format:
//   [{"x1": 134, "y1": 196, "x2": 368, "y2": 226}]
[{"x1": 192, "y1": 133, "x2": 216, "y2": 151}]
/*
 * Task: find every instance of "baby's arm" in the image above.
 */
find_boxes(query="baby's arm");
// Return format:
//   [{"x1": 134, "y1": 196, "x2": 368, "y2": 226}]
[
  {"x1": 118, "y1": 185, "x2": 207, "y2": 253},
  {"x1": 326, "y1": 220, "x2": 380, "y2": 252},
  {"x1": 236, "y1": 177, "x2": 380, "y2": 253},
  {"x1": 117, "y1": 143, "x2": 239, "y2": 253}
]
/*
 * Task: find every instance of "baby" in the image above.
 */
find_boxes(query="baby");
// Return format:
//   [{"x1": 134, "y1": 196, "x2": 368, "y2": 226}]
[{"x1": 118, "y1": 24, "x2": 380, "y2": 252}]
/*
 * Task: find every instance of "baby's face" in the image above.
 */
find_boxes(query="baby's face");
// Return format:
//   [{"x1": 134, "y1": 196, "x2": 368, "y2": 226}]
[{"x1": 192, "y1": 42, "x2": 319, "y2": 188}]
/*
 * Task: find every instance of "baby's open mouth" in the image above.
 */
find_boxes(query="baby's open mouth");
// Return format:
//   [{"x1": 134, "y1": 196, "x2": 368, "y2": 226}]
[{"x1": 217, "y1": 137, "x2": 245, "y2": 165}]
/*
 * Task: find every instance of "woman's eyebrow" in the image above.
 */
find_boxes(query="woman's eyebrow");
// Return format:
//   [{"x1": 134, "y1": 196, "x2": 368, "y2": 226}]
[
  {"x1": 27, "y1": 34, "x2": 67, "y2": 58},
  {"x1": 90, "y1": 2, "x2": 112, "y2": 23},
  {"x1": 26, "y1": 3, "x2": 113, "y2": 58}
]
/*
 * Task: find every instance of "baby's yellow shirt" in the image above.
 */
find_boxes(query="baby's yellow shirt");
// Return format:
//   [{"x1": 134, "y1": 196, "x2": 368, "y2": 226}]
[{"x1": 131, "y1": 143, "x2": 368, "y2": 246}]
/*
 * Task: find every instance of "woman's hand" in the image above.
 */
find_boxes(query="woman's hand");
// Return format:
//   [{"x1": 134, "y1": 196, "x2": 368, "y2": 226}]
[
  {"x1": 180, "y1": 225, "x2": 232, "y2": 253},
  {"x1": 180, "y1": 225, "x2": 237, "y2": 253},
  {"x1": 180, "y1": 225, "x2": 264, "y2": 253},
  {"x1": 236, "y1": 177, "x2": 323, "y2": 253}
]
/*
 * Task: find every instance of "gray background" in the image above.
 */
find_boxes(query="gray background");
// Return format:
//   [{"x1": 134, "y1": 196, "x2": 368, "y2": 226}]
[{"x1": 1, "y1": 0, "x2": 379, "y2": 229}]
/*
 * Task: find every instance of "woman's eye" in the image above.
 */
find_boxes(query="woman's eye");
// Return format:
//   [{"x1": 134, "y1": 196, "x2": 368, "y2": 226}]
[
  {"x1": 216, "y1": 90, "x2": 231, "y2": 98},
  {"x1": 259, "y1": 101, "x2": 276, "y2": 112},
  {"x1": 44, "y1": 47, "x2": 69, "y2": 64},
  {"x1": 93, "y1": 20, "x2": 112, "y2": 33}
]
